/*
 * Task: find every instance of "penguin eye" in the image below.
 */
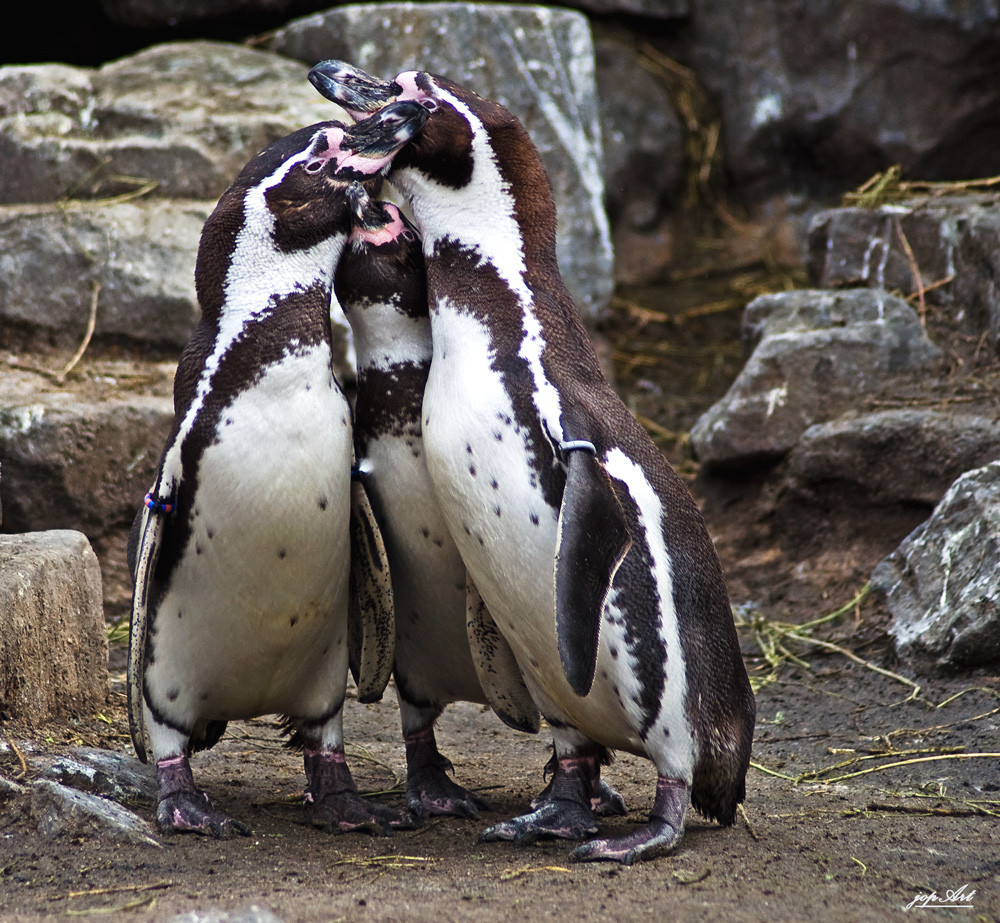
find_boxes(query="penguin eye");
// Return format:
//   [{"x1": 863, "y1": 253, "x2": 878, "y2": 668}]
[
  {"x1": 421, "y1": 99, "x2": 439, "y2": 112},
  {"x1": 401, "y1": 230, "x2": 416, "y2": 242},
  {"x1": 304, "y1": 159, "x2": 325, "y2": 174}
]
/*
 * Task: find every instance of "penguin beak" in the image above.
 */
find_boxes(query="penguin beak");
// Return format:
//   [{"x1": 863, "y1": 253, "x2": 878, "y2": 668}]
[
  {"x1": 309, "y1": 60, "x2": 400, "y2": 117},
  {"x1": 332, "y1": 100, "x2": 428, "y2": 176}
]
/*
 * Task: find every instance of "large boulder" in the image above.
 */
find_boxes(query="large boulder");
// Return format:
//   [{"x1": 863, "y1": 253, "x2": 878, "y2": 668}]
[
  {"x1": 0, "y1": 200, "x2": 206, "y2": 353},
  {"x1": 872, "y1": 462, "x2": 1000, "y2": 671},
  {"x1": 0, "y1": 41, "x2": 348, "y2": 205},
  {"x1": 690, "y1": 289, "x2": 942, "y2": 469},
  {"x1": 269, "y1": 2, "x2": 614, "y2": 322},
  {"x1": 0, "y1": 530, "x2": 108, "y2": 721},
  {"x1": 786, "y1": 408, "x2": 1000, "y2": 506},
  {"x1": 808, "y1": 194, "x2": 1000, "y2": 351},
  {"x1": 668, "y1": 1, "x2": 1000, "y2": 205}
]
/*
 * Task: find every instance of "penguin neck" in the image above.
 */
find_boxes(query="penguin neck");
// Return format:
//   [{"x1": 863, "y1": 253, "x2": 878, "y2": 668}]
[{"x1": 345, "y1": 299, "x2": 432, "y2": 373}]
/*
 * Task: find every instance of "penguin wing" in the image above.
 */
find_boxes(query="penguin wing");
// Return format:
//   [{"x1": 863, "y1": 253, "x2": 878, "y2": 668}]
[
  {"x1": 348, "y1": 478, "x2": 395, "y2": 703},
  {"x1": 127, "y1": 501, "x2": 162, "y2": 764},
  {"x1": 554, "y1": 447, "x2": 632, "y2": 696},
  {"x1": 466, "y1": 577, "x2": 540, "y2": 734}
]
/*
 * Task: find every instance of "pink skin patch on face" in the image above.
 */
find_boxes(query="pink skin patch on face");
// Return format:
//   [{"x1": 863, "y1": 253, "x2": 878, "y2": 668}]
[
  {"x1": 316, "y1": 125, "x2": 395, "y2": 176},
  {"x1": 352, "y1": 204, "x2": 409, "y2": 246}
]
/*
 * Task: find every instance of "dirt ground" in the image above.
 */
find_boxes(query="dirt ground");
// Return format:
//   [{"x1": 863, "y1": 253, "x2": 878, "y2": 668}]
[{"x1": 3, "y1": 225, "x2": 1000, "y2": 921}]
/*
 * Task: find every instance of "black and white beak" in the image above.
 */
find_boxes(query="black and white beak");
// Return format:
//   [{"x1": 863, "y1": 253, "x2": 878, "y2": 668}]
[{"x1": 309, "y1": 60, "x2": 400, "y2": 118}]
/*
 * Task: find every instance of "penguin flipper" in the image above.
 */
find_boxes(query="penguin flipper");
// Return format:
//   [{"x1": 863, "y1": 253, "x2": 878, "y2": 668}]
[
  {"x1": 348, "y1": 478, "x2": 395, "y2": 703},
  {"x1": 127, "y1": 501, "x2": 163, "y2": 764},
  {"x1": 554, "y1": 447, "x2": 632, "y2": 697},
  {"x1": 466, "y1": 577, "x2": 540, "y2": 734}
]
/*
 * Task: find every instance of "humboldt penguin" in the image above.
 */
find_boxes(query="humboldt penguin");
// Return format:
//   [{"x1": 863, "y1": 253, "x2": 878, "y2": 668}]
[
  {"x1": 309, "y1": 62, "x2": 756, "y2": 864},
  {"x1": 127, "y1": 104, "x2": 427, "y2": 837},
  {"x1": 333, "y1": 196, "x2": 539, "y2": 818}
]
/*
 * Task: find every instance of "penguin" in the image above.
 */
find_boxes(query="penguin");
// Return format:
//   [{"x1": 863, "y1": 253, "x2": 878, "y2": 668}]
[
  {"x1": 126, "y1": 103, "x2": 428, "y2": 837},
  {"x1": 333, "y1": 196, "x2": 540, "y2": 819},
  {"x1": 308, "y1": 62, "x2": 756, "y2": 864}
]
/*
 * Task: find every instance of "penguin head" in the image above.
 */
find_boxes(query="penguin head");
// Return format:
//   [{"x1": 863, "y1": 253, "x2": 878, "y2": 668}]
[
  {"x1": 334, "y1": 198, "x2": 426, "y2": 322},
  {"x1": 309, "y1": 60, "x2": 401, "y2": 120}
]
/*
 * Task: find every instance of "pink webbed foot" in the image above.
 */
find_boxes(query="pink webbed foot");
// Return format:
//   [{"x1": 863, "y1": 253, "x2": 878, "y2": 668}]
[
  {"x1": 481, "y1": 753, "x2": 608, "y2": 845},
  {"x1": 303, "y1": 748, "x2": 417, "y2": 835},
  {"x1": 155, "y1": 755, "x2": 250, "y2": 838},
  {"x1": 572, "y1": 776, "x2": 691, "y2": 864},
  {"x1": 405, "y1": 726, "x2": 492, "y2": 820}
]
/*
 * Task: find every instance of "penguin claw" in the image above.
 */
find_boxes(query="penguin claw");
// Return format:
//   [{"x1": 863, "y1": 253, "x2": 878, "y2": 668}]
[
  {"x1": 406, "y1": 767, "x2": 493, "y2": 820},
  {"x1": 479, "y1": 800, "x2": 598, "y2": 845},
  {"x1": 569, "y1": 819, "x2": 683, "y2": 865},
  {"x1": 305, "y1": 792, "x2": 416, "y2": 836},
  {"x1": 156, "y1": 792, "x2": 251, "y2": 838}
]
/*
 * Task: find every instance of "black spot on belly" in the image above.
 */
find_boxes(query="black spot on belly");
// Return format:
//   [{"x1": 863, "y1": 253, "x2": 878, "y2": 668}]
[
  {"x1": 206, "y1": 527, "x2": 214, "y2": 540},
  {"x1": 530, "y1": 513, "x2": 539, "y2": 526},
  {"x1": 421, "y1": 527, "x2": 430, "y2": 538},
  {"x1": 491, "y1": 479, "x2": 499, "y2": 490},
  {"x1": 609, "y1": 646, "x2": 618, "y2": 659},
  {"x1": 318, "y1": 496, "x2": 328, "y2": 511},
  {"x1": 290, "y1": 616, "x2": 298, "y2": 627},
  {"x1": 322, "y1": 644, "x2": 330, "y2": 655},
  {"x1": 195, "y1": 544, "x2": 202, "y2": 555},
  {"x1": 463, "y1": 524, "x2": 471, "y2": 536},
  {"x1": 663, "y1": 727, "x2": 671, "y2": 738},
  {"x1": 278, "y1": 549, "x2": 287, "y2": 560},
  {"x1": 465, "y1": 443, "x2": 472, "y2": 455},
  {"x1": 200, "y1": 692, "x2": 209, "y2": 701},
  {"x1": 469, "y1": 465, "x2": 477, "y2": 476},
  {"x1": 493, "y1": 431, "x2": 503, "y2": 442},
  {"x1": 177, "y1": 610, "x2": 183, "y2": 620},
  {"x1": 433, "y1": 538, "x2": 443, "y2": 547},
  {"x1": 225, "y1": 417, "x2": 233, "y2": 426},
  {"x1": 167, "y1": 689, "x2": 179, "y2": 702},
  {"x1": 493, "y1": 505, "x2": 501, "y2": 517}
]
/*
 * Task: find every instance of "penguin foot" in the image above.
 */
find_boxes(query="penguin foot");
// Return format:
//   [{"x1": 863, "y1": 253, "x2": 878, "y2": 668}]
[
  {"x1": 480, "y1": 799, "x2": 598, "y2": 844},
  {"x1": 571, "y1": 775, "x2": 691, "y2": 865},
  {"x1": 155, "y1": 756, "x2": 250, "y2": 838},
  {"x1": 303, "y1": 747, "x2": 417, "y2": 835},
  {"x1": 404, "y1": 725, "x2": 492, "y2": 819}
]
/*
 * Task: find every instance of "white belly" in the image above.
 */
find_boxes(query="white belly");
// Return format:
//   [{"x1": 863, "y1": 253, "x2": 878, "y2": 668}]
[
  {"x1": 364, "y1": 429, "x2": 485, "y2": 706},
  {"x1": 147, "y1": 348, "x2": 353, "y2": 724},
  {"x1": 422, "y1": 315, "x2": 648, "y2": 755}
]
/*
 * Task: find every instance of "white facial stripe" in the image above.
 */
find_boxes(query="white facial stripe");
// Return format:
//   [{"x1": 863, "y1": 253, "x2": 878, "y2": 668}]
[
  {"x1": 391, "y1": 76, "x2": 563, "y2": 442},
  {"x1": 164, "y1": 139, "x2": 347, "y2": 486},
  {"x1": 602, "y1": 448, "x2": 694, "y2": 775}
]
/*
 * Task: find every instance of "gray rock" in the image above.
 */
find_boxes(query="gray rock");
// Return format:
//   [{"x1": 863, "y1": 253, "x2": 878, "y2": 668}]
[
  {"x1": 0, "y1": 531, "x2": 107, "y2": 721},
  {"x1": 0, "y1": 773, "x2": 27, "y2": 799},
  {"x1": 0, "y1": 200, "x2": 206, "y2": 352},
  {"x1": 30, "y1": 778, "x2": 160, "y2": 846},
  {"x1": 668, "y1": 2, "x2": 1000, "y2": 203},
  {"x1": 270, "y1": 2, "x2": 613, "y2": 322},
  {"x1": 39, "y1": 747, "x2": 156, "y2": 804},
  {"x1": 0, "y1": 41, "x2": 349, "y2": 205},
  {"x1": 690, "y1": 289, "x2": 942, "y2": 469},
  {"x1": 808, "y1": 195, "x2": 1000, "y2": 350},
  {"x1": 169, "y1": 908, "x2": 285, "y2": 923},
  {"x1": 787, "y1": 408, "x2": 1000, "y2": 506},
  {"x1": 872, "y1": 461, "x2": 1000, "y2": 671},
  {"x1": 594, "y1": 28, "x2": 685, "y2": 231}
]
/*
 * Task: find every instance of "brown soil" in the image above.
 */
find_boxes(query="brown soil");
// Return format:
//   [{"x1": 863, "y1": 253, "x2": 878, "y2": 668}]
[{"x1": 3, "y1": 226, "x2": 1000, "y2": 922}]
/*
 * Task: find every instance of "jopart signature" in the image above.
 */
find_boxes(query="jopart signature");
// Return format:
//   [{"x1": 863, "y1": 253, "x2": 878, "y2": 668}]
[{"x1": 904, "y1": 884, "x2": 976, "y2": 912}]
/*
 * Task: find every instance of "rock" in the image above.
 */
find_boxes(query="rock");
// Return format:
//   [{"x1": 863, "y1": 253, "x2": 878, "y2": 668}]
[
  {"x1": 0, "y1": 773, "x2": 27, "y2": 799},
  {"x1": 808, "y1": 194, "x2": 1000, "y2": 350},
  {"x1": 0, "y1": 363, "x2": 174, "y2": 616},
  {"x1": 872, "y1": 461, "x2": 1000, "y2": 671},
  {"x1": 594, "y1": 27, "x2": 685, "y2": 232},
  {"x1": 97, "y1": 0, "x2": 310, "y2": 29},
  {"x1": 786, "y1": 409, "x2": 1000, "y2": 506},
  {"x1": 0, "y1": 201, "x2": 206, "y2": 352},
  {"x1": 0, "y1": 531, "x2": 107, "y2": 722},
  {"x1": 668, "y1": 2, "x2": 1000, "y2": 204},
  {"x1": 169, "y1": 908, "x2": 285, "y2": 923},
  {"x1": 30, "y1": 778, "x2": 160, "y2": 846},
  {"x1": 269, "y1": 2, "x2": 613, "y2": 322},
  {"x1": 0, "y1": 41, "x2": 349, "y2": 205},
  {"x1": 39, "y1": 747, "x2": 156, "y2": 804},
  {"x1": 690, "y1": 289, "x2": 943, "y2": 469}
]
